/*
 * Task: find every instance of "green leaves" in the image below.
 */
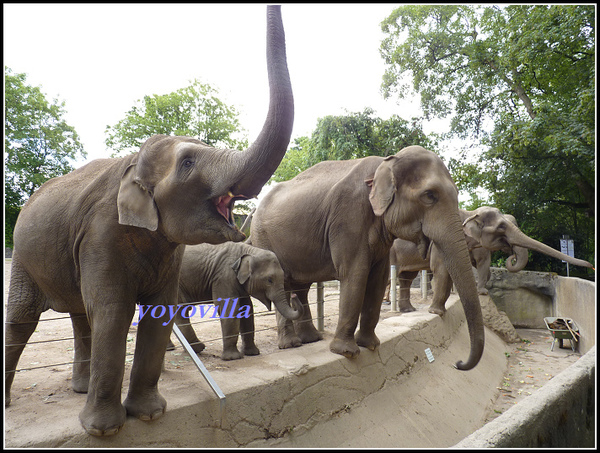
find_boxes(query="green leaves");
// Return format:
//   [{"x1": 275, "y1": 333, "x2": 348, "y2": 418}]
[
  {"x1": 271, "y1": 108, "x2": 438, "y2": 183},
  {"x1": 5, "y1": 67, "x2": 86, "y2": 246},
  {"x1": 105, "y1": 79, "x2": 248, "y2": 157},
  {"x1": 380, "y1": 5, "x2": 595, "y2": 273}
]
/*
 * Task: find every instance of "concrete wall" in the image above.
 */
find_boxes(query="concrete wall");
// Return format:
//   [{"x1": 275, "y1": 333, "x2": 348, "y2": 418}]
[
  {"x1": 456, "y1": 272, "x2": 596, "y2": 448},
  {"x1": 488, "y1": 269, "x2": 595, "y2": 353},
  {"x1": 454, "y1": 346, "x2": 596, "y2": 448},
  {"x1": 554, "y1": 276, "x2": 596, "y2": 355}
]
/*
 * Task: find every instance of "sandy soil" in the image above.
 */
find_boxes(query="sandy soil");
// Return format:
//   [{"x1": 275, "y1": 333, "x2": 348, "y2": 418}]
[{"x1": 3, "y1": 259, "x2": 582, "y2": 445}]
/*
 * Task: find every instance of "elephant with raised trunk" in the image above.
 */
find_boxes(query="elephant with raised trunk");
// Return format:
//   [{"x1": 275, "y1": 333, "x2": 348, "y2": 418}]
[
  {"x1": 5, "y1": 5, "x2": 293, "y2": 437},
  {"x1": 167, "y1": 242, "x2": 303, "y2": 360},
  {"x1": 251, "y1": 146, "x2": 485, "y2": 370},
  {"x1": 388, "y1": 206, "x2": 594, "y2": 315}
]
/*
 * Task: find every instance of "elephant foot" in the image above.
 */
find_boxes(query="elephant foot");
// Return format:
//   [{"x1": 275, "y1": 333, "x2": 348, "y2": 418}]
[
  {"x1": 478, "y1": 288, "x2": 489, "y2": 295},
  {"x1": 243, "y1": 343, "x2": 260, "y2": 356},
  {"x1": 278, "y1": 332, "x2": 302, "y2": 349},
  {"x1": 428, "y1": 305, "x2": 446, "y2": 317},
  {"x1": 297, "y1": 324, "x2": 323, "y2": 344},
  {"x1": 79, "y1": 400, "x2": 127, "y2": 437},
  {"x1": 166, "y1": 340, "x2": 176, "y2": 351},
  {"x1": 329, "y1": 337, "x2": 360, "y2": 359},
  {"x1": 399, "y1": 305, "x2": 417, "y2": 313},
  {"x1": 221, "y1": 348, "x2": 244, "y2": 360},
  {"x1": 123, "y1": 390, "x2": 167, "y2": 422},
  {"x1": 355, "y1": 330, "x2": 380, "y2": 351},
  {"x1": 71, "y1": 375, "x2": 90, "y2": 394},
  {"x1": 191, "y1": 341, "x2": 206, "y2": 354}
]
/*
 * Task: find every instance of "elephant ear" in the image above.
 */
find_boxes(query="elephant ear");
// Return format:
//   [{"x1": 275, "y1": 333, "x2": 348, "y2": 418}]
[
  {"x1": 369, "y1": 157, "x2": 396, "y2": 217},
  {"x1": 117, "y1": 164, "x2": 159, "y2": 231},
  {"x1": 462, "y1": 214, "x2": 483, "y2": 242},
  {"x1": 232, "y1": 254, "x2": 253, "y2": 285}
]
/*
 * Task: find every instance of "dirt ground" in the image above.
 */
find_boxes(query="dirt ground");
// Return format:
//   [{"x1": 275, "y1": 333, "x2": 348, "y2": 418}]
[{"x1": 3, "y1": 259, "x2": 582, "y2": 446}]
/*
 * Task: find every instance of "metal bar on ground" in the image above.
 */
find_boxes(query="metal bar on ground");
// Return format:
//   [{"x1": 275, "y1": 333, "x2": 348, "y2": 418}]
[
  {"x1": 390, "y1": 265, "x2": 397, "y2": 312},
  {"x1": 317, "y1": 282, "x2": 324, "y2": 331},
  {"x1": 172, "y1": 324, "x2": 226, "y2": 425}
]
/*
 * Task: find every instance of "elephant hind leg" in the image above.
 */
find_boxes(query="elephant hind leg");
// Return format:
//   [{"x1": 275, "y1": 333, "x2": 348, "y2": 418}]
[
  {"x1": 5, "y1": 260, "x2": 45, "y2": 406},
  {"x1": 70, "y1": 313, "x2": 91, "y2": 393}
]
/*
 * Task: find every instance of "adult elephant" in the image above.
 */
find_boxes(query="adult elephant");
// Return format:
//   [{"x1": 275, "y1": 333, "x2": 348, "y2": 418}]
[
  {"x1": 388, "y1": 206, "x2": 594, "y2": 315},
  {"x1": 250, "y1": 146, "x2": 485, "y2": 370},
  {"x1": 5, "y1": 5, "x2": 293, "y2": 437}
]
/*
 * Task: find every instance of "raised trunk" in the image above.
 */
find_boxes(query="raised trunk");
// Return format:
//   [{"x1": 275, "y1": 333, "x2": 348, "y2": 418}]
[
  {"x1": 229, "y1": 5, "x2": 294, "y2": 199},
  {"x1": 506, "y1": 225, "x2": 594, "y2": 269},
  {"x1": 505, "y1": 245, "x2": 529, "y2": 272},
  {"x1": 430, "y1": 216, "x2": 485, "y2": 371},
  {"x1": 272, "y1": 291, "x2": 303, "y2": 320}
]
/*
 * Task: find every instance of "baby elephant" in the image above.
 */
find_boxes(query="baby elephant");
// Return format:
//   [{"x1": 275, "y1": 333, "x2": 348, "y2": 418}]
[{"x1": 168, "y1": 242, "x2": 302, "y2": 360}]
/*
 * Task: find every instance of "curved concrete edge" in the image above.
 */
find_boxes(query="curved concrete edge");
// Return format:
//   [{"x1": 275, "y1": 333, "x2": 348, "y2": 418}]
[
  {"x1": 454, "y1": 346, "x2": 596, "y2": 448},
  {"x1": 10, "y1": 294, "x2": 505, "y2": 448}
]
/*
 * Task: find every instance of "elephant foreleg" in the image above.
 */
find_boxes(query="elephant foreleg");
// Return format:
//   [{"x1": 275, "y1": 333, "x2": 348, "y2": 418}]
[
  {"x1": 355, "y1": 260, "x2": 389, "y2": 351},
  {"x1": 428, "y1": 247, "x2": 452, "y2": 316},
  {"x1": 70, "y1": 313, "x2": 91, "y2": 393},
  {"x1": 123, "y1": 305, "x2": 172, "y2": 425}
]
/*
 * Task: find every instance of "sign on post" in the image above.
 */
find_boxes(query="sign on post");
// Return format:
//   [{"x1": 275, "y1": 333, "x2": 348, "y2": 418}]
[{"x1": 560, "y1": 235, "x2": 575, "y2": 277}]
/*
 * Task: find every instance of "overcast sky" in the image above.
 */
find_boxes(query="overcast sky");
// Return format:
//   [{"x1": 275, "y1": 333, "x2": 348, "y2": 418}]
[{"x1": 4, "y1": 3, "x2": 434, "y2": 167}]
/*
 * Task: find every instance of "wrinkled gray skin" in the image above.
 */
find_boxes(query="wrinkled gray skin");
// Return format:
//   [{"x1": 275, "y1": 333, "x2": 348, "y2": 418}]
[
  {"x1": 388, "y1": 206, "x2": 595, "y2": 315},
  {"x1": 5, "y1": 6, "x2": 293, "y2": 437},
  {"x1": 167, "y1": 242, "x2": 302, "y2": 360},
  {"x1": 251, "y1": 146, "x2": 485, "y2": 370}
]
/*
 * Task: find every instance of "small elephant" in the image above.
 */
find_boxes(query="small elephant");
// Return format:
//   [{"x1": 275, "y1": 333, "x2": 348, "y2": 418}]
[
  {"x1": 5, "y1": 6, "x2": 293, "y2": 437},
  {"x1": 387, "y1": 206, "x2": 594, "y2": 315},
  {"x1": 251, "y1": 146, "x2": 485, "y2": 370},
  {"x1": 167, "y1": 242, "x2": 302, "y2": 360}
]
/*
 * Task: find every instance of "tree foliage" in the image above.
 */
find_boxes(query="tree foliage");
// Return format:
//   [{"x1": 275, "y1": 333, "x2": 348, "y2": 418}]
[
  {"x1": 105, "y1": 79, "x2": 248, "y2": 156},
  {"x1": 5, "y1": 67, "x2": 86, "y2": 247},
  {"x1": 271, "y1": 108, "x2": 438, "y2": 182},
  {"x1": 380, "y1": 5, "x2": 595, "y2": 273}
]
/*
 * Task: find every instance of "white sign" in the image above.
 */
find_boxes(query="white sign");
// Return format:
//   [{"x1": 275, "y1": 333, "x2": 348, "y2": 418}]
[{"x1": 560, "y1": 238, "x2": 574, "y2": 263}]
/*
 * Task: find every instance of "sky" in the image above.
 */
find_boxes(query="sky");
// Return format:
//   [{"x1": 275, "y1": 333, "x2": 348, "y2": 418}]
[{"x1": 4, "y1": 3, "x2": 431, "y2": 166}]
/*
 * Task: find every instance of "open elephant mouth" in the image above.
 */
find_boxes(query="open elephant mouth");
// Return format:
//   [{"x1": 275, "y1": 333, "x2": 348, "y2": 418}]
[{"x1": 213, "y1": 191, "x2": 247, "y2": 227}]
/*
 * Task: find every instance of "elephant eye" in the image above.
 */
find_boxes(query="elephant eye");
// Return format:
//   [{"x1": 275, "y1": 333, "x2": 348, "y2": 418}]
[
  {"x1": 267, "y1": 277, "x2": 274, "y2": 284},
  {"x1": 182, "y1": 158, "x2": 194, "y2": 168},
  {"x1": 420, "y1": 190, "x2": 438, "y2": 205}
]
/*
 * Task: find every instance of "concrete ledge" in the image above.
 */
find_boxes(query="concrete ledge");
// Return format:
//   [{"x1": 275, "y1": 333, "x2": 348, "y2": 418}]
[
  {"x1": 5, "y1": 295, "x2": 509, "y2": 448},
  {"x1": 454, "y1": 346, "x2": 596, "y2": 448}
]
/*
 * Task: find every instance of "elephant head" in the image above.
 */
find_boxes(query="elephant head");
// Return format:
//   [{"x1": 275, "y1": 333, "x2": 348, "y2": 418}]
[
  {"x1": 368, "y1": 146, "x2": 484, "y2": 370},
  {"x1": 461, "y1": 206, "x2": 594, "y2": 272},
  {"x1": 117, "y1": 5, "x2": 293, "y2": 246},
  {"x1": 232, "y1": 251, "x2": 303, "y2": 320}
]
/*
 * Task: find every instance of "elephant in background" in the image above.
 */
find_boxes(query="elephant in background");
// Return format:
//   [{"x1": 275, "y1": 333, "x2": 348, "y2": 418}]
[
  {"x1": 387, "y1": 206, "x2": 594, "y2": 315},
  {"x1": 251, "y1": 145, "x2": 485, "y2": 370},
  {"x1": 5, "y1": 5, "x2": 293, "y2": 437},
  {"x1": 167, "y1": 242, "x2": 302, "y2": 360}
]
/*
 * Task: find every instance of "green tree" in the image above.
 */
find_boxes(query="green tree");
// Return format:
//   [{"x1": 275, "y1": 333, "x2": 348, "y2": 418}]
[
  {"x1": 5, "y1": 67, "x2": 86, "y2": 247},
  {"x1": 272, "y1": 108, "x2": 438, "y2": 182},
  {"x1": 105, "y1": 79, "x2": 248, "y2": 156},
  {"x1": 380, "y1": 5, "x2": 595, "y2": 273}
]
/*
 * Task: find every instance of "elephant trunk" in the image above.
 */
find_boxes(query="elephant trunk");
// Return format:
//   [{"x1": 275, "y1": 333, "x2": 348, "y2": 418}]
[
  {"x1": 272, "y1": 290, "x2": 303, "y2": 320},
  {"x1": 429, "y1": 214, "x2": 485, "y2": 371},
  {"x1": 228, "y1": 5, "x2": 294, "y2": 199},
  {"x1": 505, "y1": 244, "x2": 529, "y2": 272},
  {"x1": 506, "y1": 224, "x2": 594, "y2": 269}
]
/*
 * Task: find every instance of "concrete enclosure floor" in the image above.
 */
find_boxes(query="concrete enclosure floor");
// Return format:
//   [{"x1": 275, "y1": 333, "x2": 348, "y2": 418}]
[{"x1": 3, "y1": 260, "x2": 583, "y2": 448}]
